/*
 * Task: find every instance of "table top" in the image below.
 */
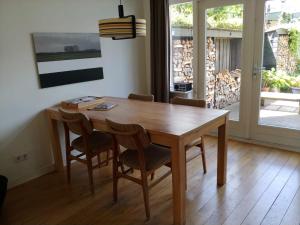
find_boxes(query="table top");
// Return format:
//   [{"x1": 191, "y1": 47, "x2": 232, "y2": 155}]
[{"x1": 47, "y1": 97, "x2": 229, "y2": 137}]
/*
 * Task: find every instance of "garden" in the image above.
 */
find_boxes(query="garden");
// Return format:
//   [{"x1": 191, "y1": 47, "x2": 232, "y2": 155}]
[
  {"x1": 170, "y1": 2, "x2": 300, "y2": 95},
  {"x1": 262, "y1": 29, "x2": 300, "y2": 94},
  {"x1": 262, "y1": 68, "x2": 300, "y2": 93}
]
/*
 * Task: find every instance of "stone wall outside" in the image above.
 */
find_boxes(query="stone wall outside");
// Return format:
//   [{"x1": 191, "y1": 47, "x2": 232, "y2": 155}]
[
  {"x1": 172, "y1": 37, "x2": 241, "y2": 109},
  {"x1": 277, "y1": 35, "x2": 297, "y2": 74}
]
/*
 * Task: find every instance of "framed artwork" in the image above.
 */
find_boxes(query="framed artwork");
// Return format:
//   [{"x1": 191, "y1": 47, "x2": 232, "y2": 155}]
[{"x1": 32, "y1": 33, "x2": 103, "y2": 88}]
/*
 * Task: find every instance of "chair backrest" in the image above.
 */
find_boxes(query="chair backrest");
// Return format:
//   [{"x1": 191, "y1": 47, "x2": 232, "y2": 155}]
[
  {"x1": 171, "y1": 96, "x2": 206, "y2": 108},
  {"x1": 128, "y1": 93, "x2": 154, "y2": 102},
  {"x1": 106, "y1": 119, "x2": 150, "y2": 151},
  {"x1": 59, "y1": 108, "x2": 93, "y2": 135}
]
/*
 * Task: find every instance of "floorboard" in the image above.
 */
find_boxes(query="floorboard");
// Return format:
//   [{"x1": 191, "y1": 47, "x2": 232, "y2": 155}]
[{"x1": 1, "y1": 137, "x2": 300, "y2": 225}]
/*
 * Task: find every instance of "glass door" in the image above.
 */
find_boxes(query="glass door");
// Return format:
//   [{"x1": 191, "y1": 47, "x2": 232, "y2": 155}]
[
  {"x1": 251, "y1": 0, "x2": 300, "y2": 148},
  {"x1": 169, "y1": 0, "x2": 300, "y2": 148},
  {"x1": 169, "y1": 0, "x2": 195, "y2": 100},
  {"x1": 204, "y1": 4, "x2": 244, "y2": 122},
  {"x1": 197, "y1": 0, "x2": 254, "y2": 138}
]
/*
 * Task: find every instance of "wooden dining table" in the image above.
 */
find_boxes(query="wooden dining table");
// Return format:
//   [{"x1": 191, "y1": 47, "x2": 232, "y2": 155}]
[{"x1": 46, "y1": 96, "x2": 229, "y2": 225}]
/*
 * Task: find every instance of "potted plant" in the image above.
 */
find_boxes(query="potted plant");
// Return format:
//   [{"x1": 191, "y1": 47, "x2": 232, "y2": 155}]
[
  {"x1": 291, "y1": 77, "x2": 300, "y2": 94},
  {"x1": 261, "y1": 82, "x2": 270, "y2": 92},
  {"x1": 291, "y1": 86, "x2": 300, "y2": 93},
  {"x1": 273, "y1": 75, "x2": 290, "y2": 92},
  {"x1": 263, "y1": 69, "x2": 292, "y2": 93},
  {"x1": 261, "y1": 69, "x2": 273, "y2": 92},
  {"x1": 262, "y1": 69, "x2": 283, "y2": 92}
]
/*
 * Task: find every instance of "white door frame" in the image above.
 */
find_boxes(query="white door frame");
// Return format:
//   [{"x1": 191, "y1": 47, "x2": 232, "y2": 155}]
[
  {"x1": 170, "y1": 0, "x2": 300, "y2": 151},
  {"x1": 196, "y1": 0, "x2": 256, "y2": 139},
  {"x1": 250, "y1": 0, "x2": 300, "y2": 150}
]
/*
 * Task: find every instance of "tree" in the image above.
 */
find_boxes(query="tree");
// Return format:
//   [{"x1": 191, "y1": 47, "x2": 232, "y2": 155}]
[
  {"x1": 170, "y1": 3, "x2": 243, "y2": 30},
  {"x1": 207, "y1": 5, "x2": 243, "y2": 21},
  {"x1": 281, "y1": 12, "x2": 292, "y2": 24},
  {"x1": 173, "y1": 3, "x2": 192, "y2": 15},
  {"x1": 170, "y1": 2, "x2": 193, "y2": 27},
  {"x1": 207, "y1": 5, "x2": 243, "y2": 30}
]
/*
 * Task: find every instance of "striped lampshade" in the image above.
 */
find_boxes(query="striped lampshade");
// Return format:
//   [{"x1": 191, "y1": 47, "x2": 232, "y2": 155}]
[{"x1": 99, "y1": 17, "x2": 146, "y2": 39}]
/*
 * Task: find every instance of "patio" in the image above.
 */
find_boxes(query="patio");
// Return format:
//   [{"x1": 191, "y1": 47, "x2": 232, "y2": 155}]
[{"x1": 225, "y1": 99, "x2": 300, "y2": 130}]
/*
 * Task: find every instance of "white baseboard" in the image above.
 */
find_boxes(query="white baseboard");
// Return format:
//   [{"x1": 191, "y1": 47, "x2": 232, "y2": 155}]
[
  {"x1": 7, "y1": 134, "x2": 299, "y2": 190},
  {"x1": 230, "y1": 136, "x2": 300, "y2": 153},
  {"x1": 208, "y1": 133, "x2": 300, "y2": 153},
  {"x1": 8, "y1": 164, "x2": 55, "y2": 189}
]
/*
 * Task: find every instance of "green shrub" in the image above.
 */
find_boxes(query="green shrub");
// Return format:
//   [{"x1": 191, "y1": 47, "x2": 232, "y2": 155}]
[
  {"x1": 262, "y1": 69, "x2": 275, "y2": 88},
  {"x1": 290, "y1": 76, "x2": 300, "y2": 87},
  {"x1": 288, "y1": 29, "x2": 300, "y2": 57},
  {"x1": 296, "y1": 59, "x2": 300, "y2": 74},
  {"x1": 262, "y1": 68, "x2": 299, "y2": 91}
]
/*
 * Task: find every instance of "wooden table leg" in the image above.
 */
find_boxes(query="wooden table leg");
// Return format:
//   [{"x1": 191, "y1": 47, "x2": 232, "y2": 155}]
[
  {"x1": 47, "y1": 115, "x2": 64, "y2": 172},
  {"x1": 171, "y1": 138, "x2": 186, "y2": 225},
  {"x1": 217, "y1": 115, "x2": 228, "y2": 186}
]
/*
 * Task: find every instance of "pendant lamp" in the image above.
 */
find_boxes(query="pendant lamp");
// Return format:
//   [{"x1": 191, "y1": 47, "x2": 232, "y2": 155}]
[{"x1": 98, "y1": 0, "x2": 146, "y2": 40}]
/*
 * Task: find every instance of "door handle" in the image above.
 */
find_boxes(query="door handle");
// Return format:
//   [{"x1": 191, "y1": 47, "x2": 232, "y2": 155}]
[{"x1": 253, "y1": 66, "x2": 265, "y2": 77}]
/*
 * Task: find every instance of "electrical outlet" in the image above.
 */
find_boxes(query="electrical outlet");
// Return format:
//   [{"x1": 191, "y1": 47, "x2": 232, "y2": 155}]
[{"x1": 14, "y1": 153, "x2": 29, "y2": 163}]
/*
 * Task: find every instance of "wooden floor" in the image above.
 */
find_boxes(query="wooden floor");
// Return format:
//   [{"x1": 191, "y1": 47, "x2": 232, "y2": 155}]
[{"x1": 2, "y1": 137, "x2": 300, "y2": 225}]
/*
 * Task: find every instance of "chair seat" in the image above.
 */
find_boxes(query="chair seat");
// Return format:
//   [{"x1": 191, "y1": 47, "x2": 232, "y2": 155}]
[
  {"x1": 119, "y1": 144, "x2": 171, "y2": 171},
  {"x1": 71, "y1": 131, "x2": 113, "y2": 154},
  {"x1": 185, "y1": 137, "x2": 202, "y2": 150}
]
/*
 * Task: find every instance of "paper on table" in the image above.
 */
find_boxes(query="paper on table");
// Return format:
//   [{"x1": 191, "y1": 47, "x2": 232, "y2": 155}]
[{"x1": 88, "y1": 102, "x2": 117, "y2": 111}]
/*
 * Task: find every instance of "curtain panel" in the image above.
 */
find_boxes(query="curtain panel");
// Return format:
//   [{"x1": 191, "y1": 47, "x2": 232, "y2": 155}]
[{"x1": 150, "y1": 0, "x2": 170, "y2": 103}]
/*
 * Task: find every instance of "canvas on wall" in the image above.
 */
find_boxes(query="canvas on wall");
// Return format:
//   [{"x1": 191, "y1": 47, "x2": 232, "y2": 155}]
[{"x1": 32, "y1": 33, "x2": 104, "y2": 88}]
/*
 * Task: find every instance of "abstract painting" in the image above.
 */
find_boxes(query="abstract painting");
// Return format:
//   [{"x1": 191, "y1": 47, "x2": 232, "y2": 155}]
[{"x1": 32, "y1": 33, "x2": 103, "y2": 88}]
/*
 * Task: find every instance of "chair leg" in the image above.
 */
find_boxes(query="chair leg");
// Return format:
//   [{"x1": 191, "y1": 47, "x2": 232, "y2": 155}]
[
  {"x1": 199, "y1": 140, "x2": 207, "y2": 174},
  {"x1": 141, "y1": 172, "x2": 150, "y2": 220},
  {"x1": 87, "y1": 157, "x2": 94, "y2": 194},
  {"x1": 130, "y1": 167, "x2": 134, "y2": 173},
  {"x1": 113, "y1": 145, "x2": 119, "y2": 202},
  {"x1": 150, "y1": 172, "x2": 155, "y2": 181},
  {"x1": 113, "y1": 174, "x2": 118, "y2": 203},
  {"x1": 113, "y1": 163, "x2": 119, "y2": 203},
  {"x1": 185, "y1": 151, "x2": 187, "y2": 190},
  {"x1": 116, "y1": 145, "x2": 126, "y2": 173},
  {"x1": 97, "y1": 154, "x2": 101, "y2": 168},
  {"x1": 106, "y1": 150, "x2": 109, "y2": 166},
  {"x1": 120, "y1": 164, "x2": 126, "y2": 173},
  {"x1": 66, "y1": 152, "x2": 71, "y2": 184}
]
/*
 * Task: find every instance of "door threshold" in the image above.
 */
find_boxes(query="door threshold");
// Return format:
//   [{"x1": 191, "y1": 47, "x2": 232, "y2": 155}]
[{"x1": 207, "y1": 134, "x2": 300, "y2": 153}]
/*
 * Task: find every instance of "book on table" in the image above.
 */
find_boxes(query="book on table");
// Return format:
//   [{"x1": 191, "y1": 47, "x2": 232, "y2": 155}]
[{"x1": 89, "y1": 102, "x2": 117, "y2": 111}]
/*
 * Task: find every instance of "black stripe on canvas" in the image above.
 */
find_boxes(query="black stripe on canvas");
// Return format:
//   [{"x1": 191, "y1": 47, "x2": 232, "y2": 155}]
[{"x1": 39, "y1": 67, "x2": 103, "y2": 88}]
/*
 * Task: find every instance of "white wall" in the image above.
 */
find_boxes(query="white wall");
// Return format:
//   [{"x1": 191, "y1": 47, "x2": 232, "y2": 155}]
[
  {"x1": 143, "y1": 0, "x2": 151, "y2": 93},
  {"x1": 0, "y1": 0, "x2": 147, "y2": 188}
]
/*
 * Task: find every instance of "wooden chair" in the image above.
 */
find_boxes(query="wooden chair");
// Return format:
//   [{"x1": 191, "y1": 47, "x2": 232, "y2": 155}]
[
  {"x1": 128, "y1": 93, "x2": 154, "y2": 174},
  {"x1": 106, "y1": 119, "x2": 171, "y2": 220},
  {"x1": 59, "y1": 109, "x2": 113, "y2": 194},
  {"x1": 171, "y1": 97, "x2": 207, "y2": 174},
  {"x1": 128, "y1": 93, "x2": 154, "y2": 102}
]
